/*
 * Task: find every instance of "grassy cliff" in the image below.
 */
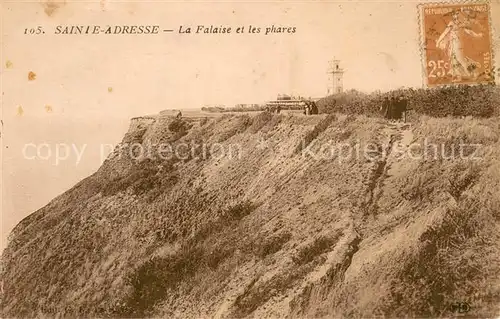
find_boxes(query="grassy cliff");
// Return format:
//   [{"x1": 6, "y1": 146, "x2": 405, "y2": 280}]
[{"x1": 1, "y1": 112, "x2": 499, "y2": 318}]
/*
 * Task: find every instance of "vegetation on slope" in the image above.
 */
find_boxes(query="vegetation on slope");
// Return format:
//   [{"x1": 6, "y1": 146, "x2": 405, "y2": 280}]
[
  {"x1": 1, "y1": 111, "x2": 499, "y2": 318},
  {"x1": 318, "y1": 84, "x2": 500, "y2": 118}
]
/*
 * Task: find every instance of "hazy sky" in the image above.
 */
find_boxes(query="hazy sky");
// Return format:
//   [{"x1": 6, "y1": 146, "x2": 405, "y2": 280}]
[
  {"x1": 3, "y1": 1, "x2": 500, "y2": 115},
  {"x1": 2, "y1": 0, "x2": 500, "y2": 251},
  {"x1": 3, "y1": 1, "x2": 443, "y2": 117}
]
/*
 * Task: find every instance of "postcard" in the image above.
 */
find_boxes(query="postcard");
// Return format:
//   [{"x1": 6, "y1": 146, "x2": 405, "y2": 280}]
[{"x1": 1, "y1": 1, "x2": 499, "y2": 318}]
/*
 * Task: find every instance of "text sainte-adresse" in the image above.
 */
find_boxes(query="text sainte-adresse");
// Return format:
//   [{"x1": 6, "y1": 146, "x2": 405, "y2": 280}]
[{"x1": 52, "y1": 25, "x2": 296, "y2": 34}]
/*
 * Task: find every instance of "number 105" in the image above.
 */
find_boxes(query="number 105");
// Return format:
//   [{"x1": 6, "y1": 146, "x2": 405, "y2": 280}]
[
  {"x1": 24, "y1": 26, "x2": 44, "y2": 35},
  {"x1": 428, "y1": 60, "x2": 451, "y2": 78}
]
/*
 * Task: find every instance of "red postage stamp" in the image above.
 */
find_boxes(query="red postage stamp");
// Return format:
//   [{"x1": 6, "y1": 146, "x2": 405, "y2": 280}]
[{"x1": 419, "y1": 2, "x2": 494, "y2": 87}]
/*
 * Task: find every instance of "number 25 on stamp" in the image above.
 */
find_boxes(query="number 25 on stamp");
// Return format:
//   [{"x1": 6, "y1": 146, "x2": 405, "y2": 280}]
[{"x1": 419, "y1": 2, "x2": 494, "y2": 87}]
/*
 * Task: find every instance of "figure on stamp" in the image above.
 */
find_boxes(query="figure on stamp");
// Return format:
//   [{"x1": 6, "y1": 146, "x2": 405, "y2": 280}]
[{"x1": 436, "y1": 10, "x2": 483, "y2": 82}]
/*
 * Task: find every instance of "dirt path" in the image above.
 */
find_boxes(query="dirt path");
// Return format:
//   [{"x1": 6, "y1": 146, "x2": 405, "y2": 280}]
[
  {"x1": 370, "y1": 121, "x2": 414, "y2": 213},
  {"x1": 345, "y1": 120, "x2": 415, "y2": 244},
  {"x1": 250, "y1": 119, "x2": 416, "y2": 318}
]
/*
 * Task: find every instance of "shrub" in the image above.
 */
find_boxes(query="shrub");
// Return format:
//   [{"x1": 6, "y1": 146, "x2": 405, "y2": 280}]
[
  {"x1": 232, "y1": 258, "x2": 321, "y2": 317},
  {"x1": 204, "y1": 246, "x2": 233, "y2": 270},
  {"x1": 215, "y1": 115, "x2": 252, "y2": 142},
  {"x1": 123, "y1": 127, "x2": 148, "y2": 144},
  {"x1": 190, "y1": 200, "x2": 258, "y2": 244},
  {"x1": 292, "y1": 233, "x2": 342, "y2": 265},
  {"x1": 294, "y1": 114, "x2": 337, "y2": 154},
  {"x1": 386, "y1": 196, "x2": 494, "y2": 317},
  {"x1": 401, "y1": 163, "x2": 443, "y2": 202},
  {"x1": 253, "y1": 232, "x2": 292, "y2": 259},
  {"x1": 167, "y1": 119, "x2": 190, "y2": 134},
  {"x1": 446, "y1": 162, "x2": 481, "y2": 201},
  {"x1": 248, "y1": 111, "x2": 274, "y2": 133},
  {"x1": 200, "y1": 117, "x2": 209, "y2": 126},
  {"x1": 317, "y1": 90, "x2": 381, "y2": 116},
  {"x1": 224, "y1": 201, "x2": 257, "y2": 221},
  {"x1": 317, "y1": 85, "x2": 500, "y2": 118},
  {"x1": 117, "y1": 200, "x2": 258, "y2": 316},
  {"x1": 101, "y1": 159, "x2": 178, "y2": 198},
  {"x1": 120, "y1": 244, "x2": 204, "y2": 316}
]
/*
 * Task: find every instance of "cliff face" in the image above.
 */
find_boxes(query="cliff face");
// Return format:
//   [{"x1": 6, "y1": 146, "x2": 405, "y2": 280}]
[{"x1": 1, "y1": 112, "x2": 499, "y2": 318}]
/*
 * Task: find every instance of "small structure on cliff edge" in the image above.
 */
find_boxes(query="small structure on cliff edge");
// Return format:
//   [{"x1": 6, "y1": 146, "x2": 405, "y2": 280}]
[{"x1": 266, "y1": 94, "x2": 307, "y2": 110}]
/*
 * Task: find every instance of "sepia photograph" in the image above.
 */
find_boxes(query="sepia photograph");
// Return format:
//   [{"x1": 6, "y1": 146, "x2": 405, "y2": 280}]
[{"x1": 1, "y1": 0, "x2": 500, "y2": 318}]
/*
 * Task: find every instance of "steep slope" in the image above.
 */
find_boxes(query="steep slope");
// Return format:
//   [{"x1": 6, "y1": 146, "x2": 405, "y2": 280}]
[{"x1": 1, "y1": 112, "x2": 499, "y2": 318}]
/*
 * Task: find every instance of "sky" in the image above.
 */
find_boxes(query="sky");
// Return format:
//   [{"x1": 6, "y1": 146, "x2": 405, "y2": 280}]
[
  {"x1": 2, "y1": 0, "x2": 500, "y2": 252},
  {"x1": 2, "y1": 1, "x2": 434, "y2": 117}
]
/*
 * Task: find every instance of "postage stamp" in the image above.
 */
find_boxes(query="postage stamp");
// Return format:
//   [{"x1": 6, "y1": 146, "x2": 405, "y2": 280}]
[{"x1": 419, "y1": 2, "x2": 494, "y2": 87}]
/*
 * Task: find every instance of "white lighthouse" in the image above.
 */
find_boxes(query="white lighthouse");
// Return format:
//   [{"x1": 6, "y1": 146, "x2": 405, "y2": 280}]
[{"x1": 327, "y1": 59, "x2": 344, "y2": 95}]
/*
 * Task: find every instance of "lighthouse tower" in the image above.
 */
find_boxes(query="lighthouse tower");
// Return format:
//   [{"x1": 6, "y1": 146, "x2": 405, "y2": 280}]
[{"x1": 327, "y1": 59, "x2": 344, "y2": 95}]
